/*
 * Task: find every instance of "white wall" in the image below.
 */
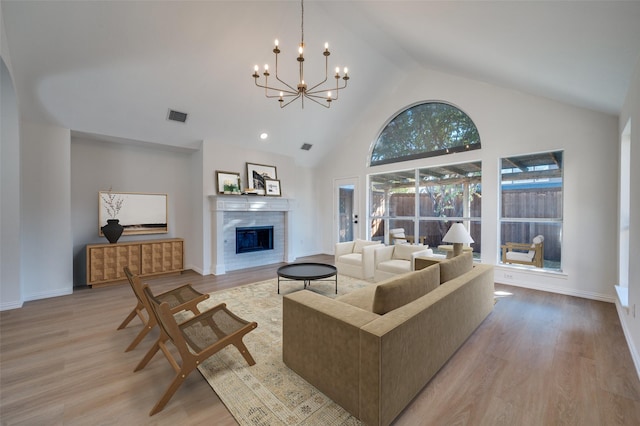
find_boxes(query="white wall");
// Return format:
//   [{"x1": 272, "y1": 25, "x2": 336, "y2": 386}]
[
  {"x1": 70, "y1": 136, "x2": 198, "y2": 285},
  {"x1": 21, "y1": 122, "x2": 73, "y2": 300},
  {"x1": 200, "y1": 139, "x2": 318, "y2": 275},
  {"x1": 315, "y1": 65, "x2": 619, "y2": 302},
  {"x1": 188, "y1": 144, "x2": 205, "y2": 274},
  {"x1": 617, "y1": 56, "x2": 640, "y2": 375},
  {"x1": 1, "y1": 56, "x2": 22, "y2": 310}
]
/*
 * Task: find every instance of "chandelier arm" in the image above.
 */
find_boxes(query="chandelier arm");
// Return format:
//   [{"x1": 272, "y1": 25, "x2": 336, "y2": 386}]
[
  {"x1": 305, "y1": 56, "x2": 329, "y2": 93},
  {"x1": 274, "y1": 76, "x2": 298, "y2": 94},
  {"x1": 303, "y1": 93, "x2": 331, "y2": 109},
  {"x1": 273, "y1": 51, "x2": 299, "y2": 93},
  {"x1": 280, "y1": 93, "x2": 303, "y2": 108},
  {"x1": 313, "y1": 78, "x2": 347, "y2": 100},
  {"x1": 317, "y1": 77, "x2": 346, "y2": 100},
  {"x1": 254, "y1": 79, "x2": 298, "y2": 96}
]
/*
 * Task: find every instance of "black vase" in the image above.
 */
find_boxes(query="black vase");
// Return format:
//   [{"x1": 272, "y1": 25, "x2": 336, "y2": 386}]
[{"x1": 102, "y1": 219, "x2": 124, "y2": 244}]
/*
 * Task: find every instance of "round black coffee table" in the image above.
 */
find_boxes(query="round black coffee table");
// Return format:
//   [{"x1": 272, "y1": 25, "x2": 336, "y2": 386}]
[{"x1": 276, "y1": 263, "x2": 338, "y2": 294}]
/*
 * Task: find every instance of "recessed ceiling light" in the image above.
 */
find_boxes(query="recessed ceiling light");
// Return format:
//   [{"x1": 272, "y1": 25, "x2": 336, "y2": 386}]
[{"x1": 260, "y1": 133, "x2": 269, "y2": 140}]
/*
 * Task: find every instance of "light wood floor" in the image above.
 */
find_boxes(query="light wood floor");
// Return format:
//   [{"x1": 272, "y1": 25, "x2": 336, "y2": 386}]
[{"x1": 2, "y1": 254, "x2": 640, "y2": 425}]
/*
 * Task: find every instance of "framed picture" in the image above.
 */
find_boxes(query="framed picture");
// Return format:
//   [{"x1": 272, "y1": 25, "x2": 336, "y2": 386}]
[
  {"x1": 99, "y1": 191, "x2": 168, "y2": 236},
  {"x1": 246, "y1": 163, "x2": 277, "y2": 195},
  {"x1": 264, "y1": 179, "x2": 281, "y2": 196},
  {"x1": 216, "y1": 171, "x2": 241, "y2": 194}
]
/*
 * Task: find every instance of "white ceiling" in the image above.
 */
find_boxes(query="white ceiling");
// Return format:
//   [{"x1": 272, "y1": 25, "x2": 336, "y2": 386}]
[{"x1": 3, "y1": 1, "x2": 640, "y2": 167}]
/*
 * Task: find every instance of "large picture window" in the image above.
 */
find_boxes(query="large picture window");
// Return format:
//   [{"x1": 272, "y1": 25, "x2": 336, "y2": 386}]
[
  {"x1": 369, "y1": 161, "x2": 482, "y2": 258},
  {"x1": 500, "y1": 151, "x2": 563, "y2": 270}
]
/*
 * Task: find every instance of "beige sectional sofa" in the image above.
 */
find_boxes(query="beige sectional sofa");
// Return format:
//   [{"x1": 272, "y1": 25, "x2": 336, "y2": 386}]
[{"x1": 282, "y1": 253, "x2": 494, "y2": 426}]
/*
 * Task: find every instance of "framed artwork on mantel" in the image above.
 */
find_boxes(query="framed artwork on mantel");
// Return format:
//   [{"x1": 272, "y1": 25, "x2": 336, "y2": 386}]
[
  {"x1": 216, "y1": 170, "x2": 241, "y2": 194},
  {"x1": 98, "y1": 191, "x2": 168, "y2": 236},
  {"x1": 246, "y1": 163, "x2": 277, "y2": 195},
  {"x1": 265, "y1": 179, "x2": 281, "y2": 196}
]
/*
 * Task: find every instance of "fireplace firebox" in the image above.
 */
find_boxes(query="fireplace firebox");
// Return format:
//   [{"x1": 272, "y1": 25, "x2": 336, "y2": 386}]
[{"x1": 236, "y1": 226, "x2": 274, "y2": 254}]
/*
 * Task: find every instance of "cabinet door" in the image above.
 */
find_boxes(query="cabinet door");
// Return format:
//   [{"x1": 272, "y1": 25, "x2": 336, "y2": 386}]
[
  {"x1": 89, "y1": 245, "x2": 139, "y2": 283},
  {"x1": 168, "y1": 240, "x2": 183, "y2": 271},
  {"x1": 140, "y1": 240, "x2": 183, "y2": 275}
]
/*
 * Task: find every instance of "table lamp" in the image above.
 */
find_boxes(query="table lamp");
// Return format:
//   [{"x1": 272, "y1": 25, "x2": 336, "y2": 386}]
[{"x1": 442, "y1": 223, "x2": 474, "y2": 257}]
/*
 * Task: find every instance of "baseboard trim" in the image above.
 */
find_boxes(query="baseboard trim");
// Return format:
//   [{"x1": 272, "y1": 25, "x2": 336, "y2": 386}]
[
  {"x1": 23, "y1": 287, "x2": 73, "y2": 302},
  {"x1": 185, "y1": 264, "x2": 206, "y2": 276},
  {"x1": 494, "y1": 278, "x2": 616, "y2": 303},
  {"x1": 615, "y1": 300, "x2": 640, "y2": 382},
  {"x1": 0, "y1": 299, "x2": 24, "y2": 311}
]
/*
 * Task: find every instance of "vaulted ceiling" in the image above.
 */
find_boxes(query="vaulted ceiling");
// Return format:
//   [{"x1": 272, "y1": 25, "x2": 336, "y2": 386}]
[{"x1": 2, "y1": 1, "x2": 639, "y2": 167}]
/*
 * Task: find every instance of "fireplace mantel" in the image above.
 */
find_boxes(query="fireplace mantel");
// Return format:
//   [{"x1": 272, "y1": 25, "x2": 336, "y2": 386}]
[
  {"x1": 208, "y1": 195, "x2": 295, "y2": 212},
  {"x1": 208, "y1": 195, "x2": 295, "y2": 274}
]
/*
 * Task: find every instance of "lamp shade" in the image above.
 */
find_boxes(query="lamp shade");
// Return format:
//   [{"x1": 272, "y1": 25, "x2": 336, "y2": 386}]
[{"x1": 442, "y1": 223, "x2": 474, "y2": 244}]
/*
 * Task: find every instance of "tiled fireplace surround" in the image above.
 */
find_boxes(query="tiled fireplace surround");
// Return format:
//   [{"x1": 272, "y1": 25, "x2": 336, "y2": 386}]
[{"x1": 209, "y1": 195, "x2": 295, "y2": 274}]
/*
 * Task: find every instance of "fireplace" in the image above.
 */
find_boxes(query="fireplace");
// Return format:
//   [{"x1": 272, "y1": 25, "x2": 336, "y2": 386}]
[
  {"x1": 236, "y1": 226, "x2": 274, "y2": 254},
  {"x1": 209, "y1": 195, "x2": 294, "y2": 274}
]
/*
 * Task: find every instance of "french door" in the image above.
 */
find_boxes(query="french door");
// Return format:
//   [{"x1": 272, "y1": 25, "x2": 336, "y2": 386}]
[{"x1": 334, "y1": 177, "x2": 360, "y2": 243}]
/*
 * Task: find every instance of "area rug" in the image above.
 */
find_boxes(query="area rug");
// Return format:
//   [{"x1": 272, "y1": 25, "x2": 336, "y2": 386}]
[{"x1": 192, "y1": 275, "x2": 369, "y2": 426}]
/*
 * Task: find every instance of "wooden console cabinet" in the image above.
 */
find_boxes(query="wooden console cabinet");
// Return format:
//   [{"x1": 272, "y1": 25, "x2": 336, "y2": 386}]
[{"x1": 86, "y1": 238, "x2": 184, "y2": 287}]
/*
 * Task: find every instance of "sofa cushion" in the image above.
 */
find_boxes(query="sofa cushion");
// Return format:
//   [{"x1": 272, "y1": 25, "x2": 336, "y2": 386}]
[
  {"x1": 392, "y1": 244, "x2": 418, "y2": 260},
  {"x1": 440, "y1": 252, "x2": 473, "y2": 283},
  {"x1": 372, "y1": 264, "x2": 440, "y2": 315},
  {"x1": 336, "y1": 284, "x2": 378, "y2": 311},
  {"x1": 377, "y1": 259, "x2": 412, "y2": 274},
  {"x1": 338, "y1": 252, "x2": 363, "y2": 266}
]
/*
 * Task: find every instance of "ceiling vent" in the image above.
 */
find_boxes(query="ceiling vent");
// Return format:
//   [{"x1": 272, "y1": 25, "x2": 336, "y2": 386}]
[
  {"x1": 167, "y1": 109, "x2": 188, "y2": 123},
  {"x1": 301, "y1": 143, "x2": 313, "y2": 151}
]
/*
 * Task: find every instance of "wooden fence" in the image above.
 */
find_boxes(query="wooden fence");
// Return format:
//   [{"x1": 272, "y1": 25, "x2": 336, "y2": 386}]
[{"x1": 370, "y1": 188, "x2": 562, "y2": 261}]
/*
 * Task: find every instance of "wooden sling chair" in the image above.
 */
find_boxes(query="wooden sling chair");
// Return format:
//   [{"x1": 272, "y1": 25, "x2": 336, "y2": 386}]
[
  {"x1": 136, "y1": 285, "x2": 258, "y2": 416},
  {"x1": 501, "y1": 235, "x2": 545, "y2": 268},
  {"x1": 389, "y1": 228, "x2": 425, "y2": 245},
  {"x1": 117, "y1": 266, "x2": 209, "y2": 352}
]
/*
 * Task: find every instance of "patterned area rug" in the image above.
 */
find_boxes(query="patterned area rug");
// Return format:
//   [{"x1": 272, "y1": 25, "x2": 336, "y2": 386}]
[{"x1": 193, "y1": 275, "x2": 370, "y2": 426}]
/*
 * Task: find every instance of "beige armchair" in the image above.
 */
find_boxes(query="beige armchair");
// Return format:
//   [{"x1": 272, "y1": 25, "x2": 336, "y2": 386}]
[
  {"x1": 501, "y1": 235, "x2": 544, "y2": 268},
  {"x1": 335, "y1": 239, "x2": 382, "y2": 279},
  {"x1": 373, "y1": 244, "x2": 433, "y2": 281}
]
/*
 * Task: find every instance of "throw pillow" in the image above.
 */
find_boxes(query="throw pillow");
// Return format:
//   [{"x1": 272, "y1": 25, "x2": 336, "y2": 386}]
[
  {"x1": 392, "y1": 243, "x2": 418, "y2": 261},
  {"x1": 532, "y1": 235, "x2": 544, "y2": 244},
  {"x1": 439, "y1": 252, "x2": 473, "y2": 283},
  {"x1": 372, "y1": 264, "x2": 440, "y2": 315},
  {"x1": 353, "y1": 239, "x2": 376, "y2": 254}
]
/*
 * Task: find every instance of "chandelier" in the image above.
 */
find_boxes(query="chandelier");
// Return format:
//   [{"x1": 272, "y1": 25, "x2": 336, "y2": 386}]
[{"x1": 252, "y1": 0, "x2": 349, "y2": 109}]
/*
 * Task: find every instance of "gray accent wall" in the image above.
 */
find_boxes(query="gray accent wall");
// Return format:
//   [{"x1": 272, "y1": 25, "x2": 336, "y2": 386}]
[{"x1": 70, "y1": 136, "x2": 197, "y2": 286}]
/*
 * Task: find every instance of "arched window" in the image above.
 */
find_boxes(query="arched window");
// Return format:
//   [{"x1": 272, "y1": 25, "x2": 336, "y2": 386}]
[{"x1": 370, "y1": 102, "x2": 481, "y2": 166}]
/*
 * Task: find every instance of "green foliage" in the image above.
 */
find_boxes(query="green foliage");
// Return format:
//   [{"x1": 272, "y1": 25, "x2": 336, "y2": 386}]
[{"x1": 371, "y1": 102, "x2": 480, "y2": 166}]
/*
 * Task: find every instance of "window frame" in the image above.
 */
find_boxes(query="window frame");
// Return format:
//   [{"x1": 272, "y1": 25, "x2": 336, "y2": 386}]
[
  {"x1": 368, "y1": 161, "x2": 482, "y2": 258},
  {"x1": 499, "y1": 150, "x2": 564, "y2": 271}
]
